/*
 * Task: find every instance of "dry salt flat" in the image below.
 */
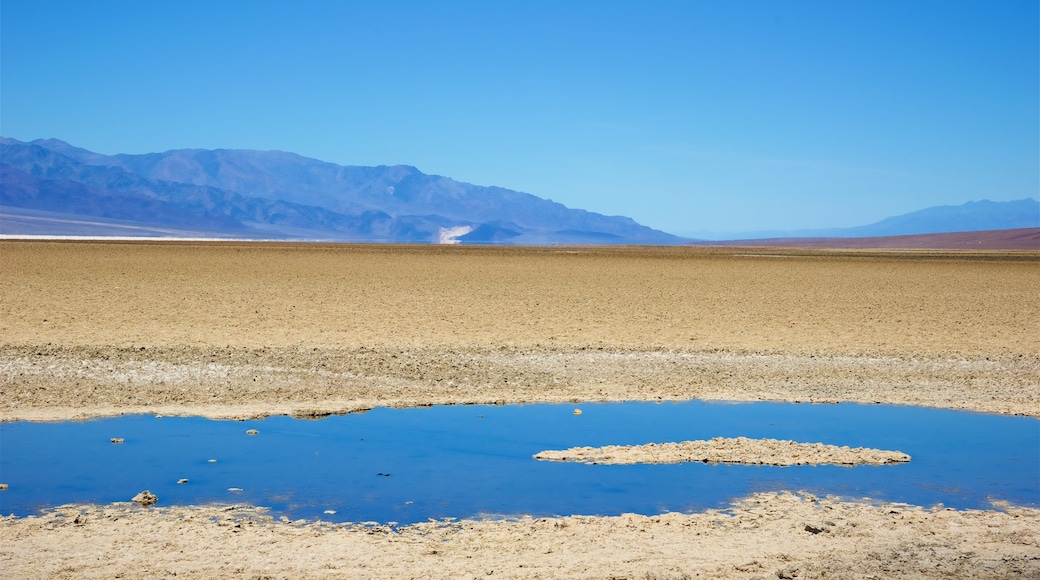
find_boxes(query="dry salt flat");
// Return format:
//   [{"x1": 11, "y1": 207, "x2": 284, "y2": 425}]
[{"x1": 1, "y1": 241, "x2": 1038, "y2": 578}]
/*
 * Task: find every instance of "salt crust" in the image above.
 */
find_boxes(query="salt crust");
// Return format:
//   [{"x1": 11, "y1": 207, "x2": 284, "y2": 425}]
[{"x1": 535, "y1": 436, "x2": 911, "y2": 466}]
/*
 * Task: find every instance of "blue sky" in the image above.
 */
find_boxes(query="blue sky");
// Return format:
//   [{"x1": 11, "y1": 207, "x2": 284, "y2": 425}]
[{"x1": 2, "y1": 1, "x2": 1037, "y2": 235}]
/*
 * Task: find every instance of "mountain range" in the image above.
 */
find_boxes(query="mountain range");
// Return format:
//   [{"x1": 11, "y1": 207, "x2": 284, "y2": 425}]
[
  {"x1": 1, "y1": 137, "x2": 1037, "y2": 244},
  {"x1": 0, "y1": 138, "x2": 678, "y2": 244}
]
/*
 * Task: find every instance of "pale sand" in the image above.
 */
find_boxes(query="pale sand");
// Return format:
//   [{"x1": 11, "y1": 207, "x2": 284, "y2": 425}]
[
  {"x1": 1, "y1": 242, "x2": 1039, "y2": 577},
  {"x1": 533, "y1": 437, "x2": 912, "y2": 466}
]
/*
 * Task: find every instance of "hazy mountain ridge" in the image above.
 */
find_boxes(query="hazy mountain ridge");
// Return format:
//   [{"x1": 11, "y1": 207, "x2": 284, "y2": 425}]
[
  {"x1": 683, "y1": 198, "x2": 1039, "y2": 241},
  {"x1": 838, "y1": 199, "x2": 1039, "y2": 237},
  {"x1": 1, "y1": 138, "x2": 677, "y2": 244}
]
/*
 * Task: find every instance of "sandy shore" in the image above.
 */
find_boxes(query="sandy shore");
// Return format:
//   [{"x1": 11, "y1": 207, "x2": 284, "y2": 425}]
[
  {"x1": 1, "y1": 241, "x2": 1038, "y2": 578},
  {"x1": 3, "y1": 493, "x2": 1037, "y2": 579}
]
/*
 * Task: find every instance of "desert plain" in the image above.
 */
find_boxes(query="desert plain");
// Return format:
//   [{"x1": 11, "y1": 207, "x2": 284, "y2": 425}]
[{"x1": 1, "y1": 240, "x2": 1038, "y2": 578}]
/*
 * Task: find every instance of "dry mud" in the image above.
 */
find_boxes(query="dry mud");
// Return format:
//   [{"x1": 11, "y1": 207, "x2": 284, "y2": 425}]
[
  {"x1": 533, "y1": 437, "x2": 912, "y2": 466},
  {"x1": 1, "y1": 241, "x2": 1039, "y2": 578}
]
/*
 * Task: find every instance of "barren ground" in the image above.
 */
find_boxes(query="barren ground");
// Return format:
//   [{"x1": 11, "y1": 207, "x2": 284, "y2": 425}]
[{"x1": 1, "y1": 241, "x2": 1038, "y2": 578}]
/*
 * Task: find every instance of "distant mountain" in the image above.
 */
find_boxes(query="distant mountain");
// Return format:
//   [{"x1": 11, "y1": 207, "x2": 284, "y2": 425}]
[
  {"x1": 0, "y1": 138, "x2": 681, "y2": 244},
  {"x1": 688, "y1": 198, "x2": 1039, "y2": 241},
  {"x1": 702, "y1": 228, "x2": 1040, "y2": 250},
  {"x1": 835, "y1": 199, "x2": 1039, "y2": 237}
]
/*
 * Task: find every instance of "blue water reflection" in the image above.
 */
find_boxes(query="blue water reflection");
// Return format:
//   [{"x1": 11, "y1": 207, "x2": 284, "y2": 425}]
[{"x1": 1, "y1": 402, "x2": 1037, "y2": 523}]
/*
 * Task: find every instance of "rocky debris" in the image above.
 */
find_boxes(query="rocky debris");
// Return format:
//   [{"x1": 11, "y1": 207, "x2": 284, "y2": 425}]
[
  {"x1": 803, "y1": 524, "x2": 827, "y2": 534},
  {"x1": 534, "y1": 437, "x2": 911, "y2": 467},
  {"x1": 131, "y1": 490, "x2": 157, "y2": 506}
]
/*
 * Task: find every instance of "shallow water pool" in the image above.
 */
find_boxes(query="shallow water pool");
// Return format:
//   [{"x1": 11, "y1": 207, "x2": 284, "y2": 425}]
[{"x1": 1, "y1": 402, "x2": 1037, "y2": 523}]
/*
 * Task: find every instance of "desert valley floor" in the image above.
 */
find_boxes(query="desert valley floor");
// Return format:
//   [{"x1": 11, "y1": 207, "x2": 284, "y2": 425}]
[{"x1": 1, "y1": 241, "x2": 1038, "y2": 578}]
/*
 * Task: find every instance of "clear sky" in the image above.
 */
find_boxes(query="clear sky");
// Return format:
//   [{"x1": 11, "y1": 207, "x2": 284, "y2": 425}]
[{"x1": 2, "y1": 1, "x2": 1037, "y2": 236}]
